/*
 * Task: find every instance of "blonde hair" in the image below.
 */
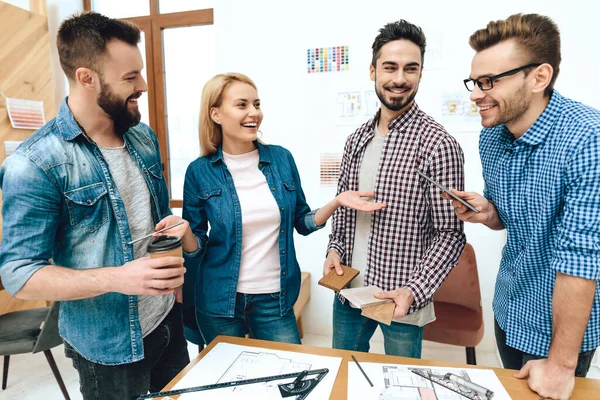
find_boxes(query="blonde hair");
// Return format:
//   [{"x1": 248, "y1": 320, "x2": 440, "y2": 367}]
[
  {"x1": 469, "y1": 14, "x2": 561, "y2": 97},
  {"x1": 199, "y1": 72, "x2": 258, "y2": 156}
]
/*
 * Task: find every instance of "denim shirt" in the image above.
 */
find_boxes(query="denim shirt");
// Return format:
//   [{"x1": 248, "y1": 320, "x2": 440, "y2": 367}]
[
  {"x1": 182, "y1": 142, "x2": 324, "y2": 318},
  {"x1": 0, "y1": 99, "x2": 184, "y2": 365}
]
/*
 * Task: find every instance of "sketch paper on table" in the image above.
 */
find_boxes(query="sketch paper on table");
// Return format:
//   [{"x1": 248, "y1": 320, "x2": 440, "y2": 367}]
[
  {"x1": 171, "y1": 342, "x2": 342, "y2": 399},
  {"x1": 348, "y1": 362, "x2": 511, "y2": 400}
]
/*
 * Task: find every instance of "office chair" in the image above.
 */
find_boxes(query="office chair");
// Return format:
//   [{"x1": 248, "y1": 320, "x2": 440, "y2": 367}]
[
  {"x1": 423, "y1": 243, "x2": 484, "y2": 365},
  {"x1": 0, "y1": 301, "x2": 71, "y2": 399}
]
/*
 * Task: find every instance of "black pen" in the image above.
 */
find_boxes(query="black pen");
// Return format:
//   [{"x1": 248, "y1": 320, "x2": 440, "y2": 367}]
[{"x1": 351, "y1": 355, "x2": 373, "y2": 387}]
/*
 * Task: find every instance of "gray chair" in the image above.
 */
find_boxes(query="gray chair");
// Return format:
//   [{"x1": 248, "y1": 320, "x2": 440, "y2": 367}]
[{"x1": 0, "y1": 302, "x2": 70, "y2": 399}]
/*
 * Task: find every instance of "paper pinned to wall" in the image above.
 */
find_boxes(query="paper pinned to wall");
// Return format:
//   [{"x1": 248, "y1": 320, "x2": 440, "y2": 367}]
[{"x1": 4, "y1": 96, "x2": 46, "y2": 130}]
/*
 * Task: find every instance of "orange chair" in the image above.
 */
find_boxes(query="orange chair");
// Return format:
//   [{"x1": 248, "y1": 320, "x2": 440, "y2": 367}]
[{"x1": 423, "y1": 243, "x2": 484, "y2": 365}]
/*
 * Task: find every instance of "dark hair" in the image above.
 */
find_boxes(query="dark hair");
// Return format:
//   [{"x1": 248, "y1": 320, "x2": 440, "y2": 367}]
[
  {"x1": 372, "y1": 20, "x2": 427, "y2": 67},
  {"x1": 57, "y1": 12, "x2": 141, "y2": 80},
  {"x1": 469, "y1": 13, "x2": 561, "y2": 97}
]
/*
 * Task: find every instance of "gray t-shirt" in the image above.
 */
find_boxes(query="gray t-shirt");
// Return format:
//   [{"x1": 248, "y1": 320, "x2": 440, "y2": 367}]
[
  {"x1": 100, "y1": 145, "x2": 174, "y2": 338},
  {"x1": 351, "y1": 123, "x2": 434, "y2": 327}
]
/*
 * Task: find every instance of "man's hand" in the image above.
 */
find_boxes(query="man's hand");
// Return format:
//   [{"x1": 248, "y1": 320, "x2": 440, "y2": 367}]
[
  {"x1": 323, "y1": 250, "x2": 343, "y2": 276},
  {"x1": 112, "y1": 256, "x2": 186, "y2": 296},
  {"x1": 441, "y1": 190, "x2": 489, "y2": 223},
  {"x1": 441, "y1": 189, "x2": 504, "y2": 230},
  {"x1": 373, "y1": 288, "x2": 414, "y2": 319},
  {"x1": 336, "y1": 191, "x2": 387, "y2": 212},
  {"x1": 514, "y1": 358, "x2": 575, "y2": 400},
  {"x1": 174, "y1": 285, "x2": 183, "y2": 303}
]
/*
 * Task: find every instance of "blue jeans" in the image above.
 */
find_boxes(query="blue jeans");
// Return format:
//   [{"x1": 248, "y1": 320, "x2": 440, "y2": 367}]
[
  {"x1": 332, "y1": 296, "x2": 424, "y2": 358},
  {"x1": 197, "y1": 292, "x2": 301, "y2": 345},
  {"x1": 64, "y1": 303, "x2": 190, "y2": 400},
  {"x1": 494, "y1": 318, "x2": 596, "y2": 376}
]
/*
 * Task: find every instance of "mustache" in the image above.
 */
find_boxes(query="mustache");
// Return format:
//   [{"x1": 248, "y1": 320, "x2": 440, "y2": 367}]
[
  {"x1": 385, "y1": 84, "x2": 411, "y2": 90},
  {"x1": 127, "y1": 92, "x2": 143, "y2": 101}
]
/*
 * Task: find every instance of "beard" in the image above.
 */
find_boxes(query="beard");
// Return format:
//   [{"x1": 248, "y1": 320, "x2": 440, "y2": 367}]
[
  {"x1": 97, "y1": 80, "x2": 142, "y2": 135},
  {"x1": 375, "y1": 81, "x2": 418, "y2": 112},
  {"x1": 486, "y1": 83, "x2": 530, "y2": 128}
]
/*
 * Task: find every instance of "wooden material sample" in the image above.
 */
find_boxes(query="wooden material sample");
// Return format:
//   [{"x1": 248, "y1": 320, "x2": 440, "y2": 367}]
[
  {"x1": 361, "y1": 302, "x2": 395, "y2": 326},
  {"x1": 0, "y1": 1, "x2": 56, "y2": 315},
  {"x1": 318, "y1": 264, "x2": 359, "y2": 292}
]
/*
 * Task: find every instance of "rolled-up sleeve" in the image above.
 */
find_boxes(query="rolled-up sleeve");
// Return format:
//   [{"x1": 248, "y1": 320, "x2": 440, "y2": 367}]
[
  {"x1": 0, "y1": 154, "x2": 59, "y2": 296},
  {"x1": 552, "y1": 133, "x2": 600, "y2": 280}
]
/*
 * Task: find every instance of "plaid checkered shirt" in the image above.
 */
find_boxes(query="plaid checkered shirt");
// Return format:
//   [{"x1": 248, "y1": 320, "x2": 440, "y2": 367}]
[
  {"x1": 328, "y1": 102, "x2": 466, "y2": 313},
  {"x1": 482, "y1": 91, "x2": 600, "y2": 356}
]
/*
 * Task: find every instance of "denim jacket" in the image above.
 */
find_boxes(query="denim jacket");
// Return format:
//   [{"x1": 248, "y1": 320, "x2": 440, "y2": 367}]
[
  {"x1": 0, "y1": 99, "x2": 188, "y2": 365},
  {"x1": 182, "y1": 142, "x2": 323, "y2": 317}
]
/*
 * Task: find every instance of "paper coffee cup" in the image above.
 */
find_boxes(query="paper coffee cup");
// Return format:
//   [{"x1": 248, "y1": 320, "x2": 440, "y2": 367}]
[{"x1": 147, "y1": 235, "x2": 183, "y2": 259}]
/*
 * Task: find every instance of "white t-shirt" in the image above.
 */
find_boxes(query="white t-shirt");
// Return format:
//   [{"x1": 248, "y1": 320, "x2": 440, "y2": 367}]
[{"x1": 223, "y1": 149, "x2": 282, "y2": 293}]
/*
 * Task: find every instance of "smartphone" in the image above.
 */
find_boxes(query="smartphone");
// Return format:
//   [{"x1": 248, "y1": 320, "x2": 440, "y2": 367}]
[{"x1": 416, "y1": 169, "x2": 480, "y2": 213}]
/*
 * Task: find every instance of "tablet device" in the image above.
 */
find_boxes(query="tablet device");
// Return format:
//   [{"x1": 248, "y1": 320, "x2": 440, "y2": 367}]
[{"x1": 416, "y1": 169, "x2": 480, "y2": 213}]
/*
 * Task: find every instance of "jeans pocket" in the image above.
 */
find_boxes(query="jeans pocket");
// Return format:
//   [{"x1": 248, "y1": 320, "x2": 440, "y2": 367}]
[
  {"x1": 63, "y1": 342, "x2": 81, "y2": 373},
  {"x1": 269, "y1": 292, "x2": 281, "y2": 300}
]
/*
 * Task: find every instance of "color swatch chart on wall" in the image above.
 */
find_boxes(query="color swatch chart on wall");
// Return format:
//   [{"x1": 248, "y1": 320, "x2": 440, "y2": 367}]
[{"x1": 307, "y1": 46, "x2": 349, "y2": 73}]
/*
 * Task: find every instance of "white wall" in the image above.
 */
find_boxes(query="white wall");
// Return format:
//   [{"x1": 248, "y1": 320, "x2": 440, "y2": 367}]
[
  {"x1": 214, "y1": 0, "x2": 600, "y2": 353},
  {"x1": 7, "y1": 0, "x2": 600, "y2": 356}
]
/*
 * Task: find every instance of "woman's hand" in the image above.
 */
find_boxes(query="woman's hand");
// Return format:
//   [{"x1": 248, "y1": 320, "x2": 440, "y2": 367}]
[{"x1": 336, "y1": 191, "x2": 386, "y2": 212}]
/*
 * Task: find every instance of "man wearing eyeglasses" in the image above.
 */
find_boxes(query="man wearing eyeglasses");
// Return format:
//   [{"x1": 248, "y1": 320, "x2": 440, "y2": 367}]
[{"x1": 446, "y1": 13, "x2": 600, "y2": 400}]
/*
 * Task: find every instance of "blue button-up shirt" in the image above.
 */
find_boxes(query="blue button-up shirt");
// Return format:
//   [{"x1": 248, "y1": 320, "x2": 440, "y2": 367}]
[
  {"x1": 0, "y1": 99, "x2": 188, "y2": 365},
  {"x1": 182, "y1": 142, "x2": 323, "y2": 317},
  {"x1": 480, "y1": 91, "x2": 600, "y2": 356}
]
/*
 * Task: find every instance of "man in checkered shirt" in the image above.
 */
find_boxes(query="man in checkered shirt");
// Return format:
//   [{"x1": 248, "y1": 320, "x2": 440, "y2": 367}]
[
  {"x1": 323, "y1": 20, "x2": 466, "y2": 358},
  {"x1": 449, "y1": 14, "x2": 600, "y2": 400}
]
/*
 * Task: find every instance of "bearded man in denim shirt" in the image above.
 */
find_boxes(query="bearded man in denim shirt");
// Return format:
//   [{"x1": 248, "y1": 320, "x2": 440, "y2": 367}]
[{"x1": 0, "y1": 13, "x2": 199, "y2": 399}]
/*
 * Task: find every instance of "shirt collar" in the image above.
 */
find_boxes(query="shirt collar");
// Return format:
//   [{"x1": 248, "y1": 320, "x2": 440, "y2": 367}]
[
  {"x1": 56, "y1": 97, "x2": 86, "y2": 141},
  {"x1": 507, "y1": 90, "x2": 563, "y2": 147},
  {"x1": 210, "y1": 140, "x2": 271, "y2": 164}
]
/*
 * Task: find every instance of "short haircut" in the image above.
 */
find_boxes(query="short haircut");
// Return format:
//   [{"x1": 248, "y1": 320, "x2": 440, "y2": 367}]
[
  {"x1": 469, "y1": 13, "x2": 561, "y2": 97},
  {"x1": 371, "y1": 20, "x2": 427, "y2": 67},
  {"x1": 57, "y1": 12, "x2": 140, "y2": 80},
  {"x1": 199, "y1": 73, "x2": 258, "y2": 156}
]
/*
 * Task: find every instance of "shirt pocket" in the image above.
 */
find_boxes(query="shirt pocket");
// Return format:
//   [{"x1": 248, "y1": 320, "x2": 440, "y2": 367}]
[
  {"x1": 198, "y1": 188, "x2": 223, "y2": 222},
  {"x1": 282, "y1": 179, "x2": 297, "y2": 209},
  {"x1": 146, "y1": 161, "x2": 167, "y2": 202},
  {"x1": 64, "y1": 182, "x2": 110, "y2": 233}
]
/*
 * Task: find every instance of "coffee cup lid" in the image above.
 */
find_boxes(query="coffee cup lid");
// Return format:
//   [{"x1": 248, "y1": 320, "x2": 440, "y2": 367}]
[{"x1": 147, "y1": 235, "x2": 182, "y2": 252}]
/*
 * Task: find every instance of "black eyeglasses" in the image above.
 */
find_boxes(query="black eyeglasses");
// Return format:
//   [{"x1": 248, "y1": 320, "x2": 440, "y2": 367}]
[{"x1": 463, "y1": 63, "x2": 542, "y2": 92}]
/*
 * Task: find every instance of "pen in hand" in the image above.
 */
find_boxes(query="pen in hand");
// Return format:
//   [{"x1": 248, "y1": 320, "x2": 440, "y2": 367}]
[{"x1": 351, "y1": 355, "x2": 373, "y2": 387}]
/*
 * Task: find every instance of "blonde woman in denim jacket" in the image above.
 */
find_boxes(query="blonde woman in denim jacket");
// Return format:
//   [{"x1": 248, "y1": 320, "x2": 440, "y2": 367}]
[{"x1": 182, "y1": 73, "x2": 385, "y2": 345}]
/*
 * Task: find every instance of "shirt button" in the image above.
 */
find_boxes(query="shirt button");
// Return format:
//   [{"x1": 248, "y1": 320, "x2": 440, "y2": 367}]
[
  {"x1": 280, "y1": 207, "x2": 284, "y2": 211},
  {"x1": 281, "y1": 229, "x2": 285, "y2": 233},
  {"x1": 272, "y1": 187, "x2": 276, "y2": 191},
  {"x1": 282, "y1": 271, "x2": 286, "y2": 275},
  {"x1": 281, "y1": 250, "x2": 285, "y2": 254},
  {"x1": 282, "y1": 291, "x2": 286, "y2": 296},
  {"x1": 266, "y1": 172, "x2": 269, "y2": 175},
  {"x1": 86, "y1": 200, "x2": 92, "y2": 204}
]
